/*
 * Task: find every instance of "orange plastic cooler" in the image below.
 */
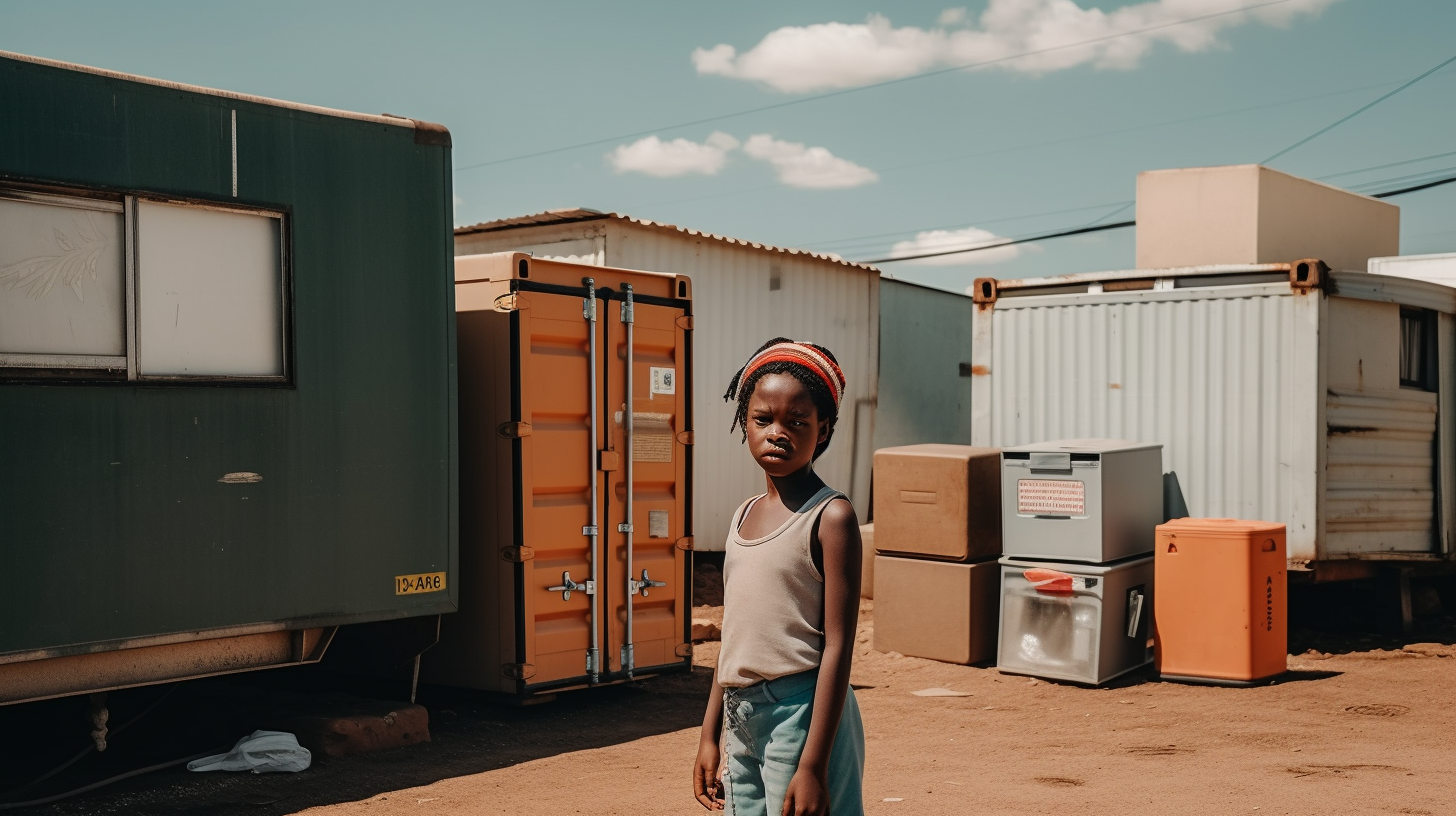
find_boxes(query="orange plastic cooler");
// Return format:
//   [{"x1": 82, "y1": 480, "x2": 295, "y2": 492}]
[{"x1": 1154, "y1": 518, "x2": 1287, "y2": 684}]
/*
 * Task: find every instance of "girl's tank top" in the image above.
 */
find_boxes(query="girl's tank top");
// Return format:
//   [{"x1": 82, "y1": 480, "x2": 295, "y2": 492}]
[{"x1": 716, "y1": 485, "x2": 845, "y2": 688}]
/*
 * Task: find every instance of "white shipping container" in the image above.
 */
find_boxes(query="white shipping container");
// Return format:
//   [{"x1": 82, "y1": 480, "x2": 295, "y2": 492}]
[
  {"x1": 970, "y1": 261, "x2": 1456, "y2": 569},
  {"x1": 456, "y1": 211, "x2": 879, "y2": 551}
]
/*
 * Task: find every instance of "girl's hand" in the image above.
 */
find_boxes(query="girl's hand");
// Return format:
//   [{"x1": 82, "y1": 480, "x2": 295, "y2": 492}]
[
  {"x1": 781, "y1": 768, "x2": 830, "y2": 815},
  {"x1": 693, "y1": 740, "x2": 724, "y2": 810}
]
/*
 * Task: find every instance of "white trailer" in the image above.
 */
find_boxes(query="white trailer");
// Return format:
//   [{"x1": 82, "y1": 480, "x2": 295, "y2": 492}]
[{"x1": 970, "y1": 260, "x2": 1456, "y2": 576}]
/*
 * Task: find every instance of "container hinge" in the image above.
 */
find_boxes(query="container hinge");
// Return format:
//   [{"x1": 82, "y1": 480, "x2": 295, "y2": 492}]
[
  {"x1": 547, "y1": 572, "x2": 594, "y2": 601},
  {"x1": 675, "y1": 536, "x2": 694, "y2": 551},
  {"x1": 493, "y1": 293, "x2": 523, "y2": 312},
  {"x1": 498, "y1": 421, "x2": 532, "y2": 439},
  {"x1": 501, "y1": 662, "x2": 537, "y2": 680},
  {"x1": 500, "y1": 546, "x2": 534, "y2": 563},
  {"x1": 618, "y1": 523, "x2": 634, "y2": 533},
  {"x1": 620, "y1": 300, "x2": 634, "y2": 324},
  {"x1": 582, "y1": 525, "x2": 598, "y2": 536},
  {"x1": 674, "y1": 642, "x2": 694, "y2": 658},
  {"x1": 676, "y1": 431, "x2": 695, "y2": 446},
  {"x1": 675, "y1": 315, "x2": 695, "y2": 331},
  {"x1": 628, "y1": 568, "x2": 667, "y2": 597}
]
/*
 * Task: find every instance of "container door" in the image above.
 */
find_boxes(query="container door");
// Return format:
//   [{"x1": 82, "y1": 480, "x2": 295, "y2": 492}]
[
  {"x1": 516, "y1": 289, "x2": 602, "y2": 688},
  {"x1": 600, "y1": 286, "x2": 690, "y2": 678},
  {"x1": 515, "y1": 280, "x2": 690, "y2": 689}
]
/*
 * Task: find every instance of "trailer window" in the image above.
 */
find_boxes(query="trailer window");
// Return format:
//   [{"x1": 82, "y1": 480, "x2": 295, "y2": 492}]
[
  {"x1": 136, "y1": 202, "x2": 284, "y2": 377},
  {"x1": 0, "y1": 192, "x2": 127, "y2": 369},
  {"x1": 1400, "y1": 308, "x2": 1437, "y2": 392},
  {"x1": 0, "y1": 185, "x2": 288, "y2": 382}
]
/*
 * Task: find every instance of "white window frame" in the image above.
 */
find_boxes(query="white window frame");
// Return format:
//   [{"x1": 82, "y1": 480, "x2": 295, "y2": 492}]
[{"x1": 0, "y1": 185, "x2": 290, "y2": 384}]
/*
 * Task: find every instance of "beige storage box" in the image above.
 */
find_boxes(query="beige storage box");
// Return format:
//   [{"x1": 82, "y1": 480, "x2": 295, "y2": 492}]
[
  {"x1": 873, "y1": 445, "x2": 1001, "y2": 561},
  {"x1": 873, "y1": 555, "x2": 999, "y2": 665}
]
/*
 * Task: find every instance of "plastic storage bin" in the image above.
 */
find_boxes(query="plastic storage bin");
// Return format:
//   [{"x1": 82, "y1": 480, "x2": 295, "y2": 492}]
[
  {"x1": 996, "y1": 555, "x2": 1154, "y2": 685},
  {"x1": 1001, "y1": 439, "x2": 1162, "y2": 563},
  {"x1": 873, "y1": 445, "x2": 1001, "y2": 562},
  {"x1": 1154, "y1": 518, "x2": 1287, "y2": 684}
]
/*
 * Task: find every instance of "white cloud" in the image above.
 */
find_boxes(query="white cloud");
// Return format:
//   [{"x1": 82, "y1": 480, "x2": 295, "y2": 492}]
[
  {"x1": 938, "y1": 7, "x2": 969, "y2": 26},
  {"x1": 888, "y1": 226, "x2": 1027, "y2": 266},
  {"x1": 742, "y1": 135, "x2": 879, "y2": 189},
  {"x1": 607, "y1": 131, "x2": 740, "y2": 177},
  {"x1": 692, "y1": 0, "x2": 1339, "y2": 92}
]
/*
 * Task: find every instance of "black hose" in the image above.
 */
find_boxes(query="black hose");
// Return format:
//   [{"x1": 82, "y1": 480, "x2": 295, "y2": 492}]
[
  {"x1": 0, "y1": 747, "x2": 225, "y2": 811},
  {"x1": 1, "y1": 684, "x2": 180, "y2": 796}
]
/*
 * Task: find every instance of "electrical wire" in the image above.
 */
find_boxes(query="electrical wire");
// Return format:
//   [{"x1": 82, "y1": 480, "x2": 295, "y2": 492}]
[
  {"x1": 861, "y1": 220, "x2": 1137, "y2": 265},
  {"x1": 1262, "y1": 51, "x2": 1456, "y2": 164},
  {"x1": 1, "y1": 684, "x2": 180, "y2": 797},
  {"x1": 455, "y1": 0, "x2": 1302, "y2": 173},
  {"x1": 860, "y1": 172, "x2": 1456, "y2": 265},
  {"x1": 0, "y1": 748, "x2": 224, "y2": 812}
]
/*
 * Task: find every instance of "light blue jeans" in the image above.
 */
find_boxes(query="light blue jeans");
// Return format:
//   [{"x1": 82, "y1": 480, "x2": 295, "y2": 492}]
[{"x1": 722, "y1": 669, "x2": 865, "y2": 816}]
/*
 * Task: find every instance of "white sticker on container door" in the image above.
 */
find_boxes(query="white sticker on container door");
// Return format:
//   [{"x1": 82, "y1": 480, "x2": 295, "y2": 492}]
[{"x1": 650, "y1": 367, "x2": 676, "y2": 395}]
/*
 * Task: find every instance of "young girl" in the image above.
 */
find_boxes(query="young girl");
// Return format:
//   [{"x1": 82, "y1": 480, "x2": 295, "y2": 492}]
[{"x1": 693, "y1": 338, "x2": 864, "y2": 816}]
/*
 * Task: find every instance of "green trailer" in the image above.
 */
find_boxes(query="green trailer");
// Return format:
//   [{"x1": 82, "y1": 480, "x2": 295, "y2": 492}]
[{"x1": 0, "y1": 52, "x2": 457, "y2": 705}]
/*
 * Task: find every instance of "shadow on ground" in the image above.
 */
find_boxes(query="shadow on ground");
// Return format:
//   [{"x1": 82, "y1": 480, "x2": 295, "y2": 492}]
[{"x1": 0, "y1": 665, "x2": 713, "y2": 816}]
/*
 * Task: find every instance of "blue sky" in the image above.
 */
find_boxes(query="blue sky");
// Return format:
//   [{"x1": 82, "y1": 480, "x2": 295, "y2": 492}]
[{"x1": 3, "y1": 0, "x2": 1454, "y2": 292}]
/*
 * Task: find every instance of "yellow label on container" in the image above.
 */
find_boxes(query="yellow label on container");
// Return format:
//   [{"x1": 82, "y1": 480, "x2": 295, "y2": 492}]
[{"x1": 395, "y1": 572, "x2": 446, "y2": 595}]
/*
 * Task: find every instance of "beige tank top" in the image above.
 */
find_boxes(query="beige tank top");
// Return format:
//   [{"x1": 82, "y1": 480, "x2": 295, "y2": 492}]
[{"x1": 716, "y1": 485, "x2": 845, "y2": 688}]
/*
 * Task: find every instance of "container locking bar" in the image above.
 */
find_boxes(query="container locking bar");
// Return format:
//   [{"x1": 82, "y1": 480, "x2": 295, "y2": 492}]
[
  {"x1": 546, "y1": 571, "x2": 595, "y2": 601},
  {"x1": 583, "y1": 277, "x2": 602, "y2": 683},
  {"x1": 621, "y1": 284, "x2": 639, "y2": 677},
  {"x1": 628, "y1": 568, "x2": 667, "y2": 597}
]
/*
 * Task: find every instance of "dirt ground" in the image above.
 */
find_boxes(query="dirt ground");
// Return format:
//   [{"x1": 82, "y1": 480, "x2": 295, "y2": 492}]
[{"x1": 9, "y1": 581, "x2": 1456, "y2": 816}]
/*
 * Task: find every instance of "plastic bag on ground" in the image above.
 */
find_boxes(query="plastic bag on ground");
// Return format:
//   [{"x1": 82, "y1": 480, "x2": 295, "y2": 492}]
[{"x1": 187, "y1": 730, "x2": 312, "y2": 773}]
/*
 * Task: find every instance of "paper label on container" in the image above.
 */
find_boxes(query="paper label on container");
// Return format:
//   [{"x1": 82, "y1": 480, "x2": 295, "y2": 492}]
[
  {"x1": 650, "y1": 367, "x2": 676, "y2": 395},
  {"x1": 1017, "y1": 479, "x2": 1086, "y2": 516},
  {"x1": 629, "y1": 412, "x2": 674, "y2": 463}
]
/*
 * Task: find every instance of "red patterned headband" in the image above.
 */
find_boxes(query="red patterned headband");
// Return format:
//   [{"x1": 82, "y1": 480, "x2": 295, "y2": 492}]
[{"x1": 741, "y1": 342, "x2": 846, "y2": 406}]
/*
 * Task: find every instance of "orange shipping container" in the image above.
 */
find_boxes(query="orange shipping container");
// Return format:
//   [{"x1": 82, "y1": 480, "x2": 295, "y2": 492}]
[
  {"x1": 425, "y1": 253, "x2": 693, "y2": 696},
  {"x1": 1154, "y1": 518, "x2": 1287, "y2": 684}
]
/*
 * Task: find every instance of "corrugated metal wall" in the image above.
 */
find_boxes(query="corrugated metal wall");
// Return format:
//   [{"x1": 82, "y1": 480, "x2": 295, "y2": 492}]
[
  {"x1": 874, "y1": 278, "x2": 975, "y2": 451},
  {"x1": 984, "y1": 286, "x2": 1312, "y2": 536},
  {"x1": 1324, "y1": 389, "x2": 1437, "y2": 555},
  {"x1": 455, "y1": 222, "x2": 879, "y2": 550}
]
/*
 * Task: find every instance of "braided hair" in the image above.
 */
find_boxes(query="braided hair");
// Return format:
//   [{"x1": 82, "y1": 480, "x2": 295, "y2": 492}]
[{"x1": 723, "y1": 337, "x2": 844, "y2": 460}]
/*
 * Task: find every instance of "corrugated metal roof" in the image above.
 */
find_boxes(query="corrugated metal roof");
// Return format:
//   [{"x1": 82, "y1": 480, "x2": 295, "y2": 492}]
[
  {"x1": 0, "y1": 50, "x2": 424, "y2": 130},
  {"x1": 455, "y1": 209, "x2": 879, "y2": 272}
]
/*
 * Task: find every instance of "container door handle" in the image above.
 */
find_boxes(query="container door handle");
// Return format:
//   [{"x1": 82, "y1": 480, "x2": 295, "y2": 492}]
[
  {"x1": 546, "y1": 571, "x2": 595, "y2": 602},
  {"x1": 629, "y1": 568, "x2": 667, "y2": 597}
]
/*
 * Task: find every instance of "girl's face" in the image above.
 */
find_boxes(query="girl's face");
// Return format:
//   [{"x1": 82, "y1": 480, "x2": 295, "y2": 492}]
[{"x1": 745, "y1": 372, "x2": 830, "y2": 477}]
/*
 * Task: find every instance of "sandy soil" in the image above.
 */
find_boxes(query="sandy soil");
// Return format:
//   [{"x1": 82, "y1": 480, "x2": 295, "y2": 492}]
[{"x1": 282, "y1": 600, "x2": 1456, "y2": 816}]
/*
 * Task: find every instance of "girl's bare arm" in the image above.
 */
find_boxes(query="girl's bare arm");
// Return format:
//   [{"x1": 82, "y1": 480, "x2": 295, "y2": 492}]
[
  {"x1": 784, "y1": 498, "x2": 862, "y2": 814},
  {"x1": 694, "y1": 676, "x2": 726, "y2": 810}
]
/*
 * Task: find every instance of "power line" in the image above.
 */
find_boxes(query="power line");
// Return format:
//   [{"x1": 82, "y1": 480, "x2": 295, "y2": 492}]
[
  {"x1": 1262, "y1": 51, "x2": 1456, "y2": 164},
  {"x1": 621, "y1": 71, "x2": 1454, "y2": 240},
  {"x1": 455, "y1": 0, "x2": 1300, "y2": 174},
  {"x1": 861, "y1": 221, "x2": 1136, "y2": 265},
  {"x1": 862, "y1": 172, "x2": 1456, "y2": 265}
]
